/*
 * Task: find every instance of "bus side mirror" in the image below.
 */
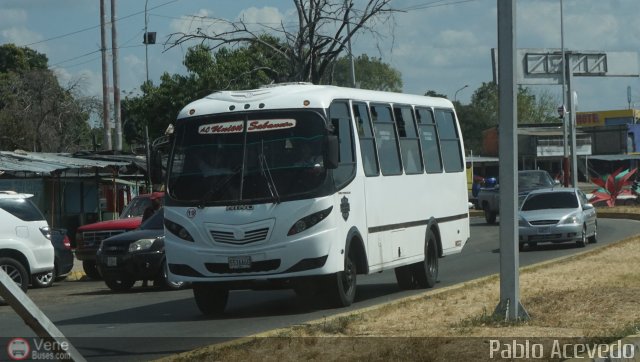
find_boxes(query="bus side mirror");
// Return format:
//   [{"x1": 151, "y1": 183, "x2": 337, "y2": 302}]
[
  {"x1": 150, "y1": 149, "x2": 164, "y2": 185},
  {"x1": 324, "y1": 135, "x2": 339, "y2": 169}
]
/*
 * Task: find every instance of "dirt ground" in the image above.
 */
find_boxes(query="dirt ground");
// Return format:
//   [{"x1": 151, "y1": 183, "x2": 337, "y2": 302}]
[{"x1": 161, "y1": 208, "x2": 640, "y2": 361}]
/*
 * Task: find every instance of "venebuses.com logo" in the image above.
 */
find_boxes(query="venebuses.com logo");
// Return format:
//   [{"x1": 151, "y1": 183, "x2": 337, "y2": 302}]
[
  {"x1": 6, "y1": 338, "x2": 30, "y2": 361},
  {"x1": 6, "y1": 337, "x2": 71, "y2": 361}
]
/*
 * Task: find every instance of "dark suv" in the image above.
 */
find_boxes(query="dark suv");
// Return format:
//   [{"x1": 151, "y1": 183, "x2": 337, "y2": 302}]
[
  {"x1": 96, "y1": 209, "x2": 184, "y2": 291},
  {"x1": 75, "y1": 192, "x2": 164, "y2": 279}
]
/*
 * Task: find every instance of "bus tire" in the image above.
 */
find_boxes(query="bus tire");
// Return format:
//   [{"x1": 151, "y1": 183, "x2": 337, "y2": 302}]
[
  {"x1": 394, "y1": 265, "x2": 416, "y2": 290},
  {"x1": 193, "y1": 283, "x2": 229, "y2": 316},
  {"x1": 324, "y1": 249, "x2": 357, "y2": 307},
  {"x1": 414, "y1": 229, "x2": 438, "y2": 288}
]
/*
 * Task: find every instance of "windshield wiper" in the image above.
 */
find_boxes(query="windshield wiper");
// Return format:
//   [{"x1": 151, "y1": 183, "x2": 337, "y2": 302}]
[
  {"x1": 197, "y1": 166, "x2": 242, "y2": 208},
  {"x1": 258, "y1": 152, "x2": 280, "y2": 204}
]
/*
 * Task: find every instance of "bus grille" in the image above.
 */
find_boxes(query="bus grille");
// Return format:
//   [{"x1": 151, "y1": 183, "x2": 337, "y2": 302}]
[{"x1": 210, "y1": 227, "x2": 269, "y2": 245}]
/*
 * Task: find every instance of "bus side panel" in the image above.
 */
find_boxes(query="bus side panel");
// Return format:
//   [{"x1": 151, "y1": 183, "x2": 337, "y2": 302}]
[
  {"x1": 329, "y1": 169, "x2": 370, "y2": 274},
  {"x1": 363, "y1": 171, "x2": 469, "y2": 269}
]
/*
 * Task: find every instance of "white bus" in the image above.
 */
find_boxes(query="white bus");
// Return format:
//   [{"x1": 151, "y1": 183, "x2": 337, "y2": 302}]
[{"x1": 154, "y1": 83, "x2": 470, "y2": 315}]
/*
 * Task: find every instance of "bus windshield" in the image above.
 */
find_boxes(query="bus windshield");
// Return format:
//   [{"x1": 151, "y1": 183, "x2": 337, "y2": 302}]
[{"x1": 167, "y1": 110, "x2": 331, "y2": 204}]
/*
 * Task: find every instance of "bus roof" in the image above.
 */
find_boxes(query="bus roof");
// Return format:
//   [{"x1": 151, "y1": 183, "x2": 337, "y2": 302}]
[{"x1": 176, "y1": 83, "x2": 454, "y2": 120}]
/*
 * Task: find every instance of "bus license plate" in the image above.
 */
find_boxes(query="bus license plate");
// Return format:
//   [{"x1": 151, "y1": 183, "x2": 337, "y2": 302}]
[
  {"x1": 228, "y1": 256, "x2": 252, "y2": 270},
  {"x1": 107, "y1": 257, "x2": 117, "y2": 267},
  {"x1": 537, "y1": 227, "x2": 550, "y2": 234}
]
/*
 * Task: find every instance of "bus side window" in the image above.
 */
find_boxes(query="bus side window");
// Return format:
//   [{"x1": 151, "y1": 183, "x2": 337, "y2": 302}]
[
  {"x1": 371, "y1": 103, "x2": 402, "y2": 176},
  {"x1": 435, "y1": 109, "x2": 464, "y2": 173},
  {"x1": 416, "y1": 107, "x2": 443, "y2": 174},
  {"x1": 393, "y1": 105, "x2": 423, "y2": 175},
  {"x1": 329, "y1": 101, "x2": 356, "y2": 189},
  {"x1": 353, "y1": 102, "x2": 379, "y2": 177}
]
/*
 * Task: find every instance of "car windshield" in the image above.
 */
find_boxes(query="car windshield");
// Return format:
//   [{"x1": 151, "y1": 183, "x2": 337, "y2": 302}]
[
  {"x1": 521, "y1": 192, "x2": 578, "y2": 211},
  {"x1": 167, "y1": 110, "x2": 330, "y2": 205},
  {"x1": 120, "y1": 197, "x2": 152, "y2": 218},
  {"x1": 518, "y1": 171, "x2": 554, "y2": 189}
]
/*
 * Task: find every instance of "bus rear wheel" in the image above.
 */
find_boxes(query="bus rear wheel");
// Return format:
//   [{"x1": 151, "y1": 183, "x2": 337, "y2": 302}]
[
  {"x1": 324, "y1": 250, "x2": 357, "y2": 307},
  {"x1": 414, "y1": 229, "x2": 438, "y2": 288},
  {"x1": 193, "y1": 283, "x2": 229, "y2": 316}
]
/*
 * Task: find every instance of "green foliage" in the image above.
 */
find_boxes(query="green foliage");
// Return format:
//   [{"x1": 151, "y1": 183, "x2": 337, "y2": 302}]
[
  {"x1": 322, "y1": 54, "x2": 402, "y2": 92},
  {"x1": 456, "y1": 81, "x2": 559, "y2": 154},
  {"x1": 123, "y1": 39, "x2": 292, "y2": 142},
  {"x1": 424, "y1": 90, "x2": 448, "y2": 98},
  {"x1": 0, "y1": 43, "x2": 48, "y2": 73},
  {"x1": 0, "y1": 44, "x2": 93, "y2": 152},
  {"x1": 590, "y1": 167, "x2": 637, "y2": 207}
]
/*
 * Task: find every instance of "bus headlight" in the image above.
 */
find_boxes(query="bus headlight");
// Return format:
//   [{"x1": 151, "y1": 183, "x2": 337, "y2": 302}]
[
  {"x1": 165, "y1": 219, "x2": 194, "y2": 242},
  {"x1": 288, "y1": 206, "x2": 333, "y2": 236}
]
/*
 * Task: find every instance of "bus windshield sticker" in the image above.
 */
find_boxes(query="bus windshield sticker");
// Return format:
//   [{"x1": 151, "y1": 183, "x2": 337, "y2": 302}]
[
  {"x1": 247, "y1": 119, "x2": 296, "y2": 132},
  {"x1": 199, "y1": 121, "x2": 243, "y2": 134},
  {"x1": 198, "y1": 119, "x2": 296, "y2": 135}
]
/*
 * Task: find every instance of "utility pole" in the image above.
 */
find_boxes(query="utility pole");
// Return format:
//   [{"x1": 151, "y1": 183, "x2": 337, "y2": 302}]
[
  {"x1": 494, "y1": 0, "x2": 528, "y2": 321},
  {"x1": 111, "y1": 0, "x2": 122, "y2": 152},
  {"x1": 100, "y1": 0, "x2": 112, "y2": 150},
  {"x1": 345, "y1": 0, "x2": 356, "y2": 88}
]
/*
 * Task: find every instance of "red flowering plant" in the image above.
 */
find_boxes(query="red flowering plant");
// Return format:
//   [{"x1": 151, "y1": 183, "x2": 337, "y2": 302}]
[{"x1": 590, "y1": 167, "x2": 637, "y2": 207}]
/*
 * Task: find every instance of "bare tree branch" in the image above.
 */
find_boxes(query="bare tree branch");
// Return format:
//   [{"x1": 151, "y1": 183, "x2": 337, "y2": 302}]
[{"x1": 164, "y1": 0, "x2": 397, "y2": 84}]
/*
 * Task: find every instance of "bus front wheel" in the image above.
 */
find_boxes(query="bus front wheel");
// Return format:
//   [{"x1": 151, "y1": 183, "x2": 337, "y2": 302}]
[
  {"x1": 193, "y1": 283, "x2": 229, "y2": 316},
  {"x1": 324, "y1": 250, "x2": 357, "y2": 307}
]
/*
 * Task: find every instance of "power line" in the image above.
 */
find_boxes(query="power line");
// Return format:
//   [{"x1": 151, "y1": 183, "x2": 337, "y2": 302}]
[
  {"x1": 22, "y1": 0, "x2": 178, "y2": 47},
  {"x1": 400, "y1": 0, "x2": 480, "y2": 12},
  {"x1": 50, "y1": 44, "x2": 144, "y2": 68}
]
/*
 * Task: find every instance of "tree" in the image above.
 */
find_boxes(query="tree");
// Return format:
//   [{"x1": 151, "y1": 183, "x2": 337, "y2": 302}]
[
  {"x1": 424, "y1": 90, "x2": 447, "y2": 98},
  {"x1": 0, "y1": 44, "x2": 92, "y2": 152},
  {"x1": 123, "y1": 40, "x2": 293, "y2": 142},
  {"x1": 456, "y1": 81, "x2": 559, "y2": 154},
  {"x1": 165, "y1": 0, "x2": 397, "y2": 84},
  {"x1": 323, "y1": 54, "x2": 402, "y2": 91},
  {"x1": 0, "y1": 43, "x2": 48, "y2": 74}
]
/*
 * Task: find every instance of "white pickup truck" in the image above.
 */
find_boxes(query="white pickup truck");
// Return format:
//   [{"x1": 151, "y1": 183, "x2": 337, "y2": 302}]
[{"x1": 476, "y1": 170, "x2": 557, "y2": 224}]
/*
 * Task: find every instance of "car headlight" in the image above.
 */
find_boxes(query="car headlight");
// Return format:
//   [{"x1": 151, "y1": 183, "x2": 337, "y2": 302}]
[
  {"x1": 518, "y1": 215, "x2": 528, "y2": 227},
  {"x1": 129, "y1": 238, "x2": 156, "y2": 252},
  {"x1": 560, "y1": 214, "x2": 579, "y2": 225}
]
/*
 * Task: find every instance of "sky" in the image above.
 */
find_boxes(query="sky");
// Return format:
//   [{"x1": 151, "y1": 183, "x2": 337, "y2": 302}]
[{"x1": 1, "y1": 0, "x2": 639, "y2": 115}]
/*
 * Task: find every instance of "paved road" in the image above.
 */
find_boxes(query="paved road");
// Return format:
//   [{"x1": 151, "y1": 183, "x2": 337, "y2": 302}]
[{"x1": 1, "y1": 217, "x2": 638, "y2": 361}]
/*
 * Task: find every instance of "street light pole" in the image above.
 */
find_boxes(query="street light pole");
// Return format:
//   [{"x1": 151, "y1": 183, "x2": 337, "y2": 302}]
[
  {"x1": 560, "y1": 0, "x2": 571, "y2": 187},
  {"x1": 454, "y1": 84, "x2": 469, "y2": 102},
  {"x1": 144, "y1": 0, "x2": 149, "y2": 85}
]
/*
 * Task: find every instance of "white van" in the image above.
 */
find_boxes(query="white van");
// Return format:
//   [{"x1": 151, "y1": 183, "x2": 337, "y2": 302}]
[{"x1": 0, "y1": 191, "x2": 54, "y2": 292}]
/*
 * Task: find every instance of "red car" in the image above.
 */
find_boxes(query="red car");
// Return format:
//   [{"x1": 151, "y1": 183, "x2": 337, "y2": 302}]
[{"x1": 75, "y1": 192, "x2": 164, "y2": 279}]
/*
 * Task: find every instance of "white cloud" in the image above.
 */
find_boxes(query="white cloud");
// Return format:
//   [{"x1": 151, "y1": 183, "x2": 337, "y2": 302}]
[
  {"x1": 1, "y1": 26, "x2": 43, "y2": 47},
  {"x1": 0, "y1": 8, "x2": 26, "y2": 26},
  {"x1": 239, "y1": 7, "x2": 284, "y2": 28},
  {"x1": 169, "y1": 8, "x2": 223, "y2": 35}
]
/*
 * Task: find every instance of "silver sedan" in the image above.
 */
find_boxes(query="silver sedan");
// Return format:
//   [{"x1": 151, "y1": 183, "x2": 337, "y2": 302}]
[{"x1": 518, "y1": 188, "x2": 597, "y2": 250}]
